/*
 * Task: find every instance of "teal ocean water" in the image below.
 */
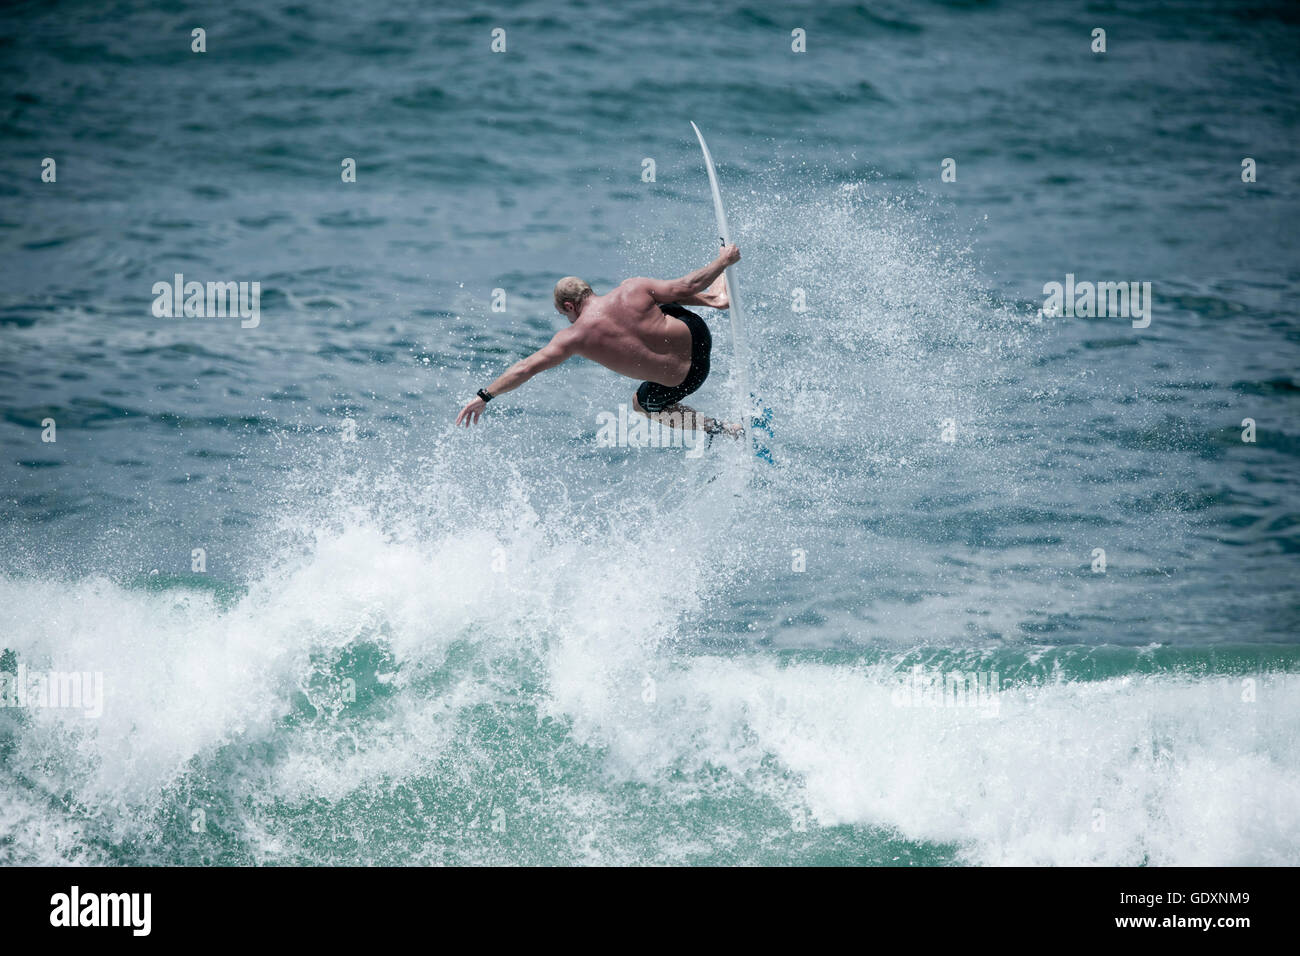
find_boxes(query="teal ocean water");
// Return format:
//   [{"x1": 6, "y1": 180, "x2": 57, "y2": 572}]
[{"x1": 1, "y1": 0, "x2": 1298, "y2": 864}]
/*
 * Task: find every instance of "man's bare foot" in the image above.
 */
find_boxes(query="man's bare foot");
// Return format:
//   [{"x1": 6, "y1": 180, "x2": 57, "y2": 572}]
[{"x1": 704, "y1": 417, "x2": 744, "y2": 439}]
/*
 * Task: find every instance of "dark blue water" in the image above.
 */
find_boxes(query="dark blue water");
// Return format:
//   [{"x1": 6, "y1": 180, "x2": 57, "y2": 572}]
[{"x1": 1, "y1": 0, "x2": 1297, "y2": 865}]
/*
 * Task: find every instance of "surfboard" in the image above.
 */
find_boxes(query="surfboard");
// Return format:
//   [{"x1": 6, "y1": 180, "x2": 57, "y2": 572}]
[{"x1": 689, "y1": 122, "x2": 773, "y2": 464}]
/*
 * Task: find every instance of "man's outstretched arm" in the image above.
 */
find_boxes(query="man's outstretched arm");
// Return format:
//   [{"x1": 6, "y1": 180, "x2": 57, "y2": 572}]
[
  {"x1": 637, "y1": 244, "x2": 740, "y2": 304},
  {"x1": 455, "y1": 328, "x2": 579, "y2": 426}
]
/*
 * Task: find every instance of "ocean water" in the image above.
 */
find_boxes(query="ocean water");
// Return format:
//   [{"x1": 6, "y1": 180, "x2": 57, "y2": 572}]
[{"x1": 1, "y1": 0, "x2": 1298, "y2": 865}]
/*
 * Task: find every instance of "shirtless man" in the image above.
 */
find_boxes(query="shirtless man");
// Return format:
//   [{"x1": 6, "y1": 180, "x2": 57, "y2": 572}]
[{"x1": 455, "y1": 244, "x2": 742, "y2": 437}]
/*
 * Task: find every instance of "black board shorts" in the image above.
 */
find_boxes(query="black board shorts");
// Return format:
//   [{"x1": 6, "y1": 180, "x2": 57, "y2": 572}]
[{"x1": 635, "y1": 304, "x2": 711, "y2": 413}]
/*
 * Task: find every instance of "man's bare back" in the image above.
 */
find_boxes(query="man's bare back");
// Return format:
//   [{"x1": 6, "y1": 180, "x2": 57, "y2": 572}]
[
  {"x1": 455, "y1": 245, "x2": 741, "y2": 436},
  {"x1": 563, "y1": 281, "x2": 696, "y2": 385}
]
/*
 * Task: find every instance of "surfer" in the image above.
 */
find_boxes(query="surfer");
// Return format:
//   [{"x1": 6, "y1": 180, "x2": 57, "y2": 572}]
[{"x1": 455, "y1": 244, "x2": 744, "y2": 438}]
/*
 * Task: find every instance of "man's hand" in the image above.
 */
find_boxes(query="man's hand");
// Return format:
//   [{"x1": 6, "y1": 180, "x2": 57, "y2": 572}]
[
  {"x1": 456, "y1": 395, "x2": 487, "y2": 426},
  {"x1": 720, "y1": 243, "x2": 741, "y2": 266}
]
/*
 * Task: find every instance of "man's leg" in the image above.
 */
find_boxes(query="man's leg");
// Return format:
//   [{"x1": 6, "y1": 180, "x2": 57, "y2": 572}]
[{"x1": 632, "y1": 393, "x2": 742, "y2": 438}]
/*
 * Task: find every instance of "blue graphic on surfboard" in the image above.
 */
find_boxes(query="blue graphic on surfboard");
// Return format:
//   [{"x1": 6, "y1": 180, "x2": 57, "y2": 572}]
[
  {"x1": 749, "y1": 398, "x2": 774, "y2": 463},
  {"x1": 690, "y1": 122, "x2": 774, "y2": 465}
]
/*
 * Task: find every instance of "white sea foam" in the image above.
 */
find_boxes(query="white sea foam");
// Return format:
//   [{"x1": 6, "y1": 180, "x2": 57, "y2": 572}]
[{"x1": 1, "y1": 500, "x2": 1295, "y2": 865}]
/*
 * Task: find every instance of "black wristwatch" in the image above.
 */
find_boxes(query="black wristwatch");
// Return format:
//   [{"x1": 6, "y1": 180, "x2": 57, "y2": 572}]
[{"x1": 477, "y1": 388, "x2": 494, "y2": 403}]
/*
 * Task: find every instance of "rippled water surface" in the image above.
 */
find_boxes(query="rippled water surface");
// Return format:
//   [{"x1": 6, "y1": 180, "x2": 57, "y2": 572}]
[{"x1": 1, "y1": 0, "x2": 1297, "y2": 865}]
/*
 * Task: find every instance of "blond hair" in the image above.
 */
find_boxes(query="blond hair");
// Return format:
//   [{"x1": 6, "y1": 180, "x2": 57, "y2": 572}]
[{"x1": 553, "y1": 276, "x2": 592, "y2": 312}]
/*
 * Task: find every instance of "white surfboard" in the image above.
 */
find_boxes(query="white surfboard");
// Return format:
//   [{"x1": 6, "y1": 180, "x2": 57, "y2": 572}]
[
  {"x1": 690, "y1": 123, "x2": 772, "y2": 463},
  {"x1": 690, "y1": 122, "x2": 752, "y2": 421}
]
